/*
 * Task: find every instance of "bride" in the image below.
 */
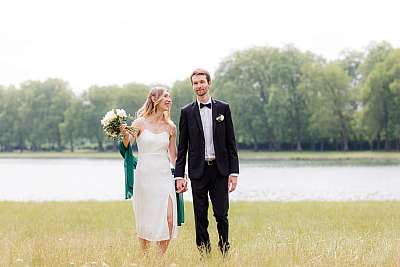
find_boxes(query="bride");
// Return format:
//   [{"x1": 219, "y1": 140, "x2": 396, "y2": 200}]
[{"x1": 120, "y1": 86, "x2": 185, "y2": 254}]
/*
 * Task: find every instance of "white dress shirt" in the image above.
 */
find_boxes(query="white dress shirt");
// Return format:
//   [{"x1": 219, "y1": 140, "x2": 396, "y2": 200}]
[
  {"x1": 197, "y1": 97, "x2": 238, "y2": 178},
  {"x1": 197, "y1": 98, "x2": 215, "y2": 161}
]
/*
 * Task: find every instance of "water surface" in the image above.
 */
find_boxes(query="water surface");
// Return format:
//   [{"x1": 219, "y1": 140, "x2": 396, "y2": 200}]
[{"x1": 1, "y1": 159, "x2": 399, "y2": 201}]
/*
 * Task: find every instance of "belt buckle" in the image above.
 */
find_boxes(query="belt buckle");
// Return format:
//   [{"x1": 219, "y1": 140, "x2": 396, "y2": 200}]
[{"x1": 206, "y1": 160, "x2": 214, "y2": 166}]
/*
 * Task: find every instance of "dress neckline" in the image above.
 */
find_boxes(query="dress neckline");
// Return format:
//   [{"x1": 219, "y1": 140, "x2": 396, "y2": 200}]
[{"x1": 143, "y1": 128, "x2": 169, "y2": 135}]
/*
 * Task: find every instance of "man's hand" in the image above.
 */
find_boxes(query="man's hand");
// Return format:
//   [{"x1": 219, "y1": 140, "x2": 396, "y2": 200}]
[
  {"x1": 228, "y1": 175, "x2": 238, "y2": 193},
  {"x1": 176, "y1": 178, "x2": 188, "y2": 193}
]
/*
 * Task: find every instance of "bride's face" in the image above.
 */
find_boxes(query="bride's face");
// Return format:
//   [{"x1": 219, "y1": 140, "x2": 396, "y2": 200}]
[{"x1": 157, "y1": 91, "x2": 172, "y2": 112}]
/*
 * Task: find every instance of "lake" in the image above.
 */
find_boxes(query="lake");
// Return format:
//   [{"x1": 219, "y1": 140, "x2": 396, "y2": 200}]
[{"x1": 1, "y1": 159, "x2": 400, "y2": 201}]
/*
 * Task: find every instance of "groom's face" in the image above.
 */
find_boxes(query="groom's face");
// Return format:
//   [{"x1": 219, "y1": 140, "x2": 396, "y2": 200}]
[{"x1": 192, "y1": 75, "x2": 210, "y2": 97}]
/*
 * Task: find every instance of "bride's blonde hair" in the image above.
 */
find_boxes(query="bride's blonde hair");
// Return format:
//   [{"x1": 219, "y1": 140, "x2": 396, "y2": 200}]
[{"x1": 137, "y1": 86, "x2": 174, "y2": 130}]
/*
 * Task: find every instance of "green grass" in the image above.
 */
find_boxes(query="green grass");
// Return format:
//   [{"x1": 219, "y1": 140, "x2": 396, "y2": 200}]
[
  {"x1": 1, "y1": 150, "x2": 400, "y2": 161},
  {"x1": 1, "y1": 201, "x2": 399, "y2": 266}
]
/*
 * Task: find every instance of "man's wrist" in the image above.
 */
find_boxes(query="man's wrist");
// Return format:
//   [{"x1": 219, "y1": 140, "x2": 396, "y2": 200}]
[{"x1": 229, "y1": 173, "x2": 239, "y2": 177}]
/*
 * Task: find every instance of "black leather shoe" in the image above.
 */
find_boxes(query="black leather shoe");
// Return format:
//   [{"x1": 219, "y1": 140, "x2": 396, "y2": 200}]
[
  {"x1": 219, "y1": 242, "x2": 230, "y2": 257},
  {"x1": 198, "y1": 243, "x2": 211, "y2": 257}
]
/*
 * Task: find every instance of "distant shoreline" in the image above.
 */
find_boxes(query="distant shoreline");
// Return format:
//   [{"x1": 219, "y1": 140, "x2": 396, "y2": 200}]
[{"x1": 1, "y1": 150, "x2": 400, "y2": 161}]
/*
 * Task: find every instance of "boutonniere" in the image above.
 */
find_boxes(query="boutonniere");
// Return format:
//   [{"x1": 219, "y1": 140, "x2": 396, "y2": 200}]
[{"x1": 216, "y1": 114, "x2": 224, "y2": 122}]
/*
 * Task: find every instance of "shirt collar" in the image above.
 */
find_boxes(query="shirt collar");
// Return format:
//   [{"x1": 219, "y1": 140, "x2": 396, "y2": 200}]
[{"x1": 197, "y1": 97, "x2": 212, "y2": 109}]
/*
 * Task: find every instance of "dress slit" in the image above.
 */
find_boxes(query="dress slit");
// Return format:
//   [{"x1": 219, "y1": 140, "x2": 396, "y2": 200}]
[{"x1": 166, "y1": 194, "x2": 174, "y2": 239}]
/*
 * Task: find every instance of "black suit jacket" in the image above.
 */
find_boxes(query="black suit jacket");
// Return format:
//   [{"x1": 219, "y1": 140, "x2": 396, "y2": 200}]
[{"x1": 175, "y1": 98, "x2": 239, "y2": 180}]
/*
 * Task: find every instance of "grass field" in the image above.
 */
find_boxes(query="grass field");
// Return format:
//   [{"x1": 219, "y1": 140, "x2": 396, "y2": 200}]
[
  {"x1": 1, "y1": 150, "x2": 400, "y2": 161},
  {"x1": 1, "y1": 201, "x2": 399, "y2": 266}
]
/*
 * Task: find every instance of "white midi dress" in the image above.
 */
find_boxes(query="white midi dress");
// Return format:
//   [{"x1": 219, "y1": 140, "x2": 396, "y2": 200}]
[{"x1": 133, "y1": 129, "x2": 177, "y2": 241}]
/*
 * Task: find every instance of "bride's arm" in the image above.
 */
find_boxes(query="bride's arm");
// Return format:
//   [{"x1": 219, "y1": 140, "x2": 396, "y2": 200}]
[
  {"x1": 168, "y1": 124, "x2": 177, "y2": 167},
  {"x1": 121, "y1": 130, "x2": 130, "y2": 148}
]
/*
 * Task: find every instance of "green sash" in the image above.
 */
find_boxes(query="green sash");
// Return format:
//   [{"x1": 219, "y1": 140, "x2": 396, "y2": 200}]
[
  {"x1": 119, "y1": 141, "x2": 137, "y2": 199},
  {"x1": 171, "y1": 168, "x2": 185, "y2": 226},
  {"x1": 119, "y1": 141, "x2": 184, "y2": 226}
]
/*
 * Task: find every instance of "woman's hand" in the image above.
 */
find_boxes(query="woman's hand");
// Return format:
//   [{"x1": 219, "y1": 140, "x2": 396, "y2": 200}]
[
  {"x1": 119, "y1": 123, "x2": 129, "y2": 137},
  {"x1": 176, "y1": 174, "x2": 188, "y2": 193},
  {"x1": 127, "y1": 126, "x2": 140, "y2": 138}
]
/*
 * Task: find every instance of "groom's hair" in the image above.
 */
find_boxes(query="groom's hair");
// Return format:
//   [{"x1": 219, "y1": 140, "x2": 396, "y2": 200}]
[{"x1": 190, "y1": 68, "x2": 211, "y2": 85}]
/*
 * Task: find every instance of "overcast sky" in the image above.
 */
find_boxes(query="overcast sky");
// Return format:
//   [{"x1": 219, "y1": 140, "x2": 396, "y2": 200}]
[{"x1": 1, "y1": 0, "x2": 399, "y2": 92}]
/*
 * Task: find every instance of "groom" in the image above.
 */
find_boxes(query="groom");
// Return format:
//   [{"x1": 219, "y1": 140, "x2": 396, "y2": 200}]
[{"x1": 175, "y1": 68, "x2": 239, "y2": 255}]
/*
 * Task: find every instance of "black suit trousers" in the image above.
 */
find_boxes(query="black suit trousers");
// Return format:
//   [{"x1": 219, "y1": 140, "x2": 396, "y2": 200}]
[{"x1": 190, "y1": 162, "x2": 230, "y2": 252}]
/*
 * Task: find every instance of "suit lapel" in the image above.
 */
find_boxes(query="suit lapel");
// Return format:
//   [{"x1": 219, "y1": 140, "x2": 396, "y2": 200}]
[
  {"x1": 192, "y1": 102, "x2": 205, "y2": 139},
  {"x1": 212, "y1": 98, "x2": 217, "y2": 136}
]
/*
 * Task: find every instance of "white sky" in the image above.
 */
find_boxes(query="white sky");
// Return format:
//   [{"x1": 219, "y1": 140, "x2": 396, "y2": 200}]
[{"x1": 1, "y1": 0, "x2": 399, "y2": 92}]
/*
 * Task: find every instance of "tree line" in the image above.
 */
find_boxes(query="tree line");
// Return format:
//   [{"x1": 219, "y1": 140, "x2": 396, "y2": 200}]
[{"x1": 1, "y1": 41, "x2": 399, "y2": 152}]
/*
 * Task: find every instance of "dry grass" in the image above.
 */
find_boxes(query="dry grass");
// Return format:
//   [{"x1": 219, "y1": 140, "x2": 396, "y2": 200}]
[{"x1": 0, "y1": 201, "x2": 399, "y2": 266}]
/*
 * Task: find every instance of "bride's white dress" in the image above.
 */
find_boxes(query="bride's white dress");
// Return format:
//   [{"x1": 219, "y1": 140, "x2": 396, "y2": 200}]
[{"x1": 133, "y1": 129, "x2": 177, "y2": 241}]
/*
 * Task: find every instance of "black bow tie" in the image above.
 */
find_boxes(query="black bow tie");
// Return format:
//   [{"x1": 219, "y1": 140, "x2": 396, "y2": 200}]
[{"x1": 200, "y1": 103, "x2": 211, "y2": 109}]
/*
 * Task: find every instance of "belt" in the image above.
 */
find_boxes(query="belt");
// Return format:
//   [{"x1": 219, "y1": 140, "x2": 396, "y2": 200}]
[{"x1": 205, "y1": 159, "x2": 216, "y2": 166}]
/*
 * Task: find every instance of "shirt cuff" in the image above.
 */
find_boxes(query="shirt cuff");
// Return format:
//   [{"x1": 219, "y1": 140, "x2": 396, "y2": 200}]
[{"x1": 229, "y1": 173, "x2": 239, "y2": 177}]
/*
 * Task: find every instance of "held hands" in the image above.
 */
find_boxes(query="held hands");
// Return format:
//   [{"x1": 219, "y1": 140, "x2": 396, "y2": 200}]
[
  {"x1": 176, "y1": 174, "x2": 188, "y2": 193},
  {"x1": 176, "y1": 175, "x2": 237, "y2": 193}
]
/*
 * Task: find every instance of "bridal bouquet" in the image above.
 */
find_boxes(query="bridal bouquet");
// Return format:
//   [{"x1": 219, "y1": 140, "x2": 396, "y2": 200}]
[{"x1": 101, "y1": 108, "x2": 135, "y2": 140}]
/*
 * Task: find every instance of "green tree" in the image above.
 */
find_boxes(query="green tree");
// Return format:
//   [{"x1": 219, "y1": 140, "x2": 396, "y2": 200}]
[
  {"x1": 170, "y1": 79, "x2": 194, "y2": 127},
  {"x1": 80, "y1": 85, "x2": 116, "y2": 151},
  {"x1": 338, "y1": 49, "x2": 364, "y2": 87},
  {"x1": 214, "y1": 47, "x2": 278, "y2": 150},
  {"x1": 59, "y1": 97, "x2": 84, "y2": 152},
  {"x1": 114, "y1": 83, "x2": 148, "y2": 117},
  {"x1": 360, "y1": 42, "x2": 394, "y2": 150},
  {"x1": 361, "y1": 41, "x2": 393, "y2": 79},
  {"x1": 0, "y1": 86, "x2": 22, "y2": 151},
  {"x1": 301, "y1": 62, "x2": 353, "y2": 150},
  {"x1": 19, "y1": 79, "x2": 74, "y2": 150},
  {"x1": 271, "y1": 45, "x2": 315, "y2": 150},
  {"x1": 362, "y1": 49, "x2": 400, "y2": 150}
]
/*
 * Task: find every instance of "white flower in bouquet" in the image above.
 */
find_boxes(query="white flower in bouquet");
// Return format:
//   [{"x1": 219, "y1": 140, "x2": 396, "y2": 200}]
[
  {"x1": 100, "y1": 108, "x2": 133, "y2": 140},
  {"x1": 116, "y1": 109, "x2": 127, "y2": 117}
]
